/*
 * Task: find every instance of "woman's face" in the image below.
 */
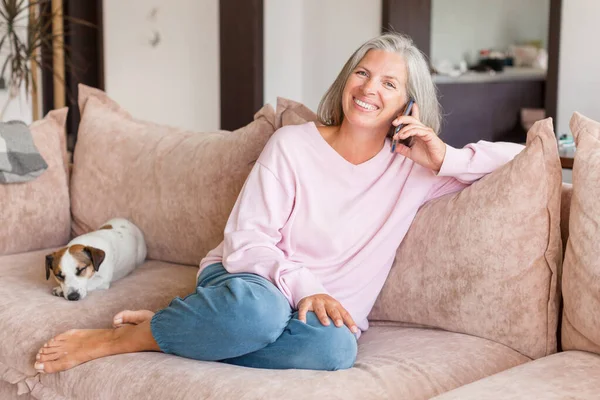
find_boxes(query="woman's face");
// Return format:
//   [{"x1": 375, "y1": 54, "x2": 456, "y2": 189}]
[{"x1": 342, "y1": 49, "x2": 409, "y2": 132}]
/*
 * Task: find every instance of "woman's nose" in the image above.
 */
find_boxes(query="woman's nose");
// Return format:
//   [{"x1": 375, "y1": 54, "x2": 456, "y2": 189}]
[{"x1": 361, "y1": 78, "x2": 377, "y2": 95}]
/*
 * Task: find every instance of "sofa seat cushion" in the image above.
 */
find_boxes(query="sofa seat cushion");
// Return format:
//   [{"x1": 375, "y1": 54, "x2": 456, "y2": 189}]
[
  {"x1": 0, "y1": 379, "x2": 34, "y2": 400},
  {"x1": 432, "y1": 351, "x2": 600, "y2": 399},
  {"x1": 18, "y1": 326, "x2": 527, "y2": 400},
  {"x1": 0, "y1": 248, "x2": 197, "y2": 380}
]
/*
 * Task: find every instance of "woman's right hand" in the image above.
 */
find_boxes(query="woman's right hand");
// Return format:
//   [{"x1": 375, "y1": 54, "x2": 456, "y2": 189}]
[{"x1": 297, "y1": 294, "x2": 359, "y2": 334}]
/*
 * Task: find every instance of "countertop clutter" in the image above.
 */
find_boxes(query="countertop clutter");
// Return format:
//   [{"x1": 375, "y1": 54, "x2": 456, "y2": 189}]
[
  {"x1": 433, "y1": 67, "x2": 546, "y2": 84},
  {"x1": 433, "y1": 43, "x2": 548, "y2": 84}
]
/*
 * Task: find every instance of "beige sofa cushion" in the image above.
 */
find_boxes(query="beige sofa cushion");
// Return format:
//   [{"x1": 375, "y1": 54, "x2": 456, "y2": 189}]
[
  {"x1": 274, "y1": 97, "x2": 318, "y2": 129},
  {"x1": 562, "y1": 112, "x2": 600, "y2": 354},
  {"x1": 369, "y1": 118, "x2": 563, "y2": 360},
  {"x1": 0, "y1": 109, "x2": 70, "y2": 256},
  {"x1": 432, "y1": 351, "x2": 600, "y2": 400},
  {"x1": 70, "y1": 85, "x2": 277, "y2": 266},
  {"x1": 35, "y1": 326, "x2": 526, "y2": 400}
]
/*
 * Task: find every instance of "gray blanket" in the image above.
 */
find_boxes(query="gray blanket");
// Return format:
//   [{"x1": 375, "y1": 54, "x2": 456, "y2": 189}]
[{"x1": 0, "y1": 121, "x2": 48, "y2": 183}]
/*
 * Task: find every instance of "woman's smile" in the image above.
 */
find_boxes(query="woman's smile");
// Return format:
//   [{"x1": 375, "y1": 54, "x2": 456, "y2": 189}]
[{"x1": 352, "y1": 97, "x2": 379, "y2": 111}]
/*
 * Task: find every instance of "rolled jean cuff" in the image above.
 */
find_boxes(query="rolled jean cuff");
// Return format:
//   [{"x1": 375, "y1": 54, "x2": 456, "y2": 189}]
[{"x1": 150, "y1": 307, "x2": 173, "y2": 354}]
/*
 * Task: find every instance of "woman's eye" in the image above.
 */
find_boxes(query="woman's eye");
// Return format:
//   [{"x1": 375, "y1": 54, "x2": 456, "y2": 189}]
[
  {"x1": 356, "y1": 70, "x2": 367, "y2": 77},
  {"x1": 385, "y1": 82, "x2": 396, "y2": 89}
]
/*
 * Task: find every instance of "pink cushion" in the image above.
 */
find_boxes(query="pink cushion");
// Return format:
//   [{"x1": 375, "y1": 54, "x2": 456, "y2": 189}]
[
  {"x1": 0, "y1": 108, "x2": 70, "y2": 255},
  {"x1": 70, "y1": 85, "x2": 277, "y2": 266},
  {"x1": 274, "y1": 97, "x2": 319, "y2": 128},
  {"x1": 432, "y1": 351, "x2": 600, "y2": 400},
  {"x1": 369, "y1": 118, "x2": 563, "y2": 360},
  {"x1": 561, "y1": 112, "x2": 600, "y2": 354}
]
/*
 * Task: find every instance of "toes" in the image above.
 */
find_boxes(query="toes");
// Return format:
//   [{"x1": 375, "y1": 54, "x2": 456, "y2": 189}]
[
  {"x1": 36, "y1": 358, "x2": 76, "y2": 374},
  {"x1": 112, "y1": 310, "x2": 131, "y2": 326},
  {"x1": 39, "y1": 347, "x2": 60, "y2": 355},
  {"x1": 42, "y1": 338, "x2": 61, "y2": 349},
  {"x1": 37, "y1": 351, "x2": 62, "y2": 362},
  {"x1": 34, "y1": 362, "x2": 45, "y2": 373},
  {"x1": 113, "y1": 310, "x2": 154, "y2": 327}
]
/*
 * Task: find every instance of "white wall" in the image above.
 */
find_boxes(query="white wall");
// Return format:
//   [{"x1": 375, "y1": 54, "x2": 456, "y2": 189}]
[
  {"x1": 557, "y1": 0, "x2": 600, "y2": 136},
  {"x1": 264, "y1": 0, "x2": 382, "y2": 112},
  {"x1": 103, "y1": 0, "x2": 219, "y2": 131},
  {"x1": 0, "y1": 84, "x2": 34, "y2": 124},
  {"x1": 431, "y1": 0, "x2": 550, "y2": 66},
  {"x1": 264, "y1": 1, "x2": 304, "y2": 109}
]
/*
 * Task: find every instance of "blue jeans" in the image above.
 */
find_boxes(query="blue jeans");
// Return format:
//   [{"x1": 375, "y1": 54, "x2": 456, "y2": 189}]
[{"x1": 150, "y1": 263, "x2": 357, "y2": 371}]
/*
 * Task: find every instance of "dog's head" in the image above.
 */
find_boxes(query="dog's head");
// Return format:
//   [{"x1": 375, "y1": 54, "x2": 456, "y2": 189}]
[{"x1": 45, "y1": 245, "x2": 106, "y2": 301}]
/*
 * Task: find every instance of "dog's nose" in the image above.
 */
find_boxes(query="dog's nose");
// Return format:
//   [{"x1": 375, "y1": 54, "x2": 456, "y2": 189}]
[{"x1": 67, "y1": 292, "x2": 80, "y2": 301}]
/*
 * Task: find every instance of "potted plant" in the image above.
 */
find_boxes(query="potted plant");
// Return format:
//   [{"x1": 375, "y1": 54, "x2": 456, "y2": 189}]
[{"x1": 0, "y1": 0, "x2": 93, "y2": 120}]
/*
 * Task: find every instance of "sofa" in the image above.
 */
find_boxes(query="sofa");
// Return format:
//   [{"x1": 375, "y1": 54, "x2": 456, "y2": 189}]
[{"x1": 1, "y1": 84, "x2": 599, "y2": 399}]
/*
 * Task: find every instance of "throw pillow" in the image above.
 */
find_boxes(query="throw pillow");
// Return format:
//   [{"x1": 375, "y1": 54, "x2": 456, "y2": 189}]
[
  {"x1": 369, "y1": 118, "x2": 563, "y2": 360},
  {"x1": 0, "y1": 108, "x2": 70, "y2": 255},
  {"x1": 561, "y1": 112, "x2": 600, "y2": 354},
  {"x1": 70, "y1": 85, "x2": 277, "y2": 266}
]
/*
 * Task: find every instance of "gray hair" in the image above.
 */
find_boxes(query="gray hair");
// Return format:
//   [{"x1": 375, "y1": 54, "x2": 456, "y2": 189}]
[{"x1": 317, "y1": 32, "x2": 441, "y2": 135}]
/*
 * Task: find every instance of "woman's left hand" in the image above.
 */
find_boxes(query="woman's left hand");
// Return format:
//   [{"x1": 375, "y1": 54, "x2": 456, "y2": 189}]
[{"x1": 392, "y1": 103, "x2": 447, "y2": 172}]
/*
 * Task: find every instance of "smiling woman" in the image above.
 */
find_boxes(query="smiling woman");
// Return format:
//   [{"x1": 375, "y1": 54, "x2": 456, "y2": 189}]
[
  {"x1": 314, "y1": 34, "x2": 447, "y2": 170},
  {"x1": 319, "y1": 34, "x2": 441, "y2": 136},
  {"x1": 34, "y1": 32, "x2": 525, "y2": 375}
]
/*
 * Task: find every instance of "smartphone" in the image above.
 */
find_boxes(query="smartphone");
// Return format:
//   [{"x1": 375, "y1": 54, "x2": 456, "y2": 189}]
[{"x1": 391, "y1": 99, "x2": 415, "y2": 152}]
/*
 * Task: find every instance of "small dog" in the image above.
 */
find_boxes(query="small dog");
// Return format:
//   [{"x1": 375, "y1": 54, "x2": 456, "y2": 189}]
[{"x1": 45, "y1": 218, "x2": 147, "y2": 301}]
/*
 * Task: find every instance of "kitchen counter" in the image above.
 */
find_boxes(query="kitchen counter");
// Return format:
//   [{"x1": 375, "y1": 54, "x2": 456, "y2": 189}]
[{"x1": 433, "y1": 67, "x2": 547, "y2": 84}]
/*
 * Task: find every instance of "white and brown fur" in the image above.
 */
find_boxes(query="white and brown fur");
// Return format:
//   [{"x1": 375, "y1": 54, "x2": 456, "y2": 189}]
[{"x1": 45, "y1": 218, "x2": 147, "y2": 301}]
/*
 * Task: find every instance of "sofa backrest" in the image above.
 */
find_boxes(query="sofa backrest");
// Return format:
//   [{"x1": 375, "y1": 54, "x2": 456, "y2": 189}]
[
  {"x1": 69, "y1": 85, "x2": 277, "y2": 266},
  {"x1": 67, "y1": 93, "x2": 576, "y2": 361}
]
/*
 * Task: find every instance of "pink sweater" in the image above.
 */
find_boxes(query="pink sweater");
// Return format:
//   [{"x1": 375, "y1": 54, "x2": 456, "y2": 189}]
[{"x1": 200, "y1": 122, "x2": 524, "y2": 333}]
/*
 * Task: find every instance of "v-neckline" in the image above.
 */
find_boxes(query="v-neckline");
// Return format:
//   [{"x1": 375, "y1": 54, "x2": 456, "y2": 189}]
[{"x1": 306, "y1": 121, "x2": 392, "y2": 174}]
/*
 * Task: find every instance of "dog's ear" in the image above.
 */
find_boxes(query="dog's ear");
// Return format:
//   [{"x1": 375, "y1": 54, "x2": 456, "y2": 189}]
[
  {"x1": 84, "y1": 246, "x2": 106, "y2": 272},
  {"x1": 45, "y1": 254, "x2": 53, "y2": 280}
]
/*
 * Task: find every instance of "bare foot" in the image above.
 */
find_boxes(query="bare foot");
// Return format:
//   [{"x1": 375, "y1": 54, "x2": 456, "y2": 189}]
[
  {"x1": 113, "y1": 309, "x2": 155, "y2": 328},
  {"x1": 34, "y1": 320, "x2": 160, "y2": 373}
]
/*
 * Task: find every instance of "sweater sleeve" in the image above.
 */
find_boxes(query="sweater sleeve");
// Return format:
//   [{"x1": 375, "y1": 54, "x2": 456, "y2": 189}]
[
  {"x1": 425, "y1": 141, "x2": 525, "y2": 201},
  {"x1": 221, "y1": 161, "x2": 328, "y2": 309}
]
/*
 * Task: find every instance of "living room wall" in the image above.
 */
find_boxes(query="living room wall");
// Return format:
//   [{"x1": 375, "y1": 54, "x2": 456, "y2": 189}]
[
  {"x1": 103, "y1": 0, "x2": 220, "y2": 131},
  {"x1": 264, "y1": 0, "x2": 382, "y2": 112},
  {"x1": 99, "y1": 0, "x2": 599, "y2": 138},
  {"x1": 557, "y1": 0, "x2": 600, "y2": 136}
]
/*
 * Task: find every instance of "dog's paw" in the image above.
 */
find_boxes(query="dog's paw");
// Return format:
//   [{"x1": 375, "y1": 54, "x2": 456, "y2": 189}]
[{"x1": 52, "y1": 286, "x2": 64, "y2": 297}]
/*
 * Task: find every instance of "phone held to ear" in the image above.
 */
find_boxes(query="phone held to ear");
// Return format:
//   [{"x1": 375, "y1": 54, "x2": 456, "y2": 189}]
[{"x1": 391, "y1": 99, "x2": 415, "y2": 152}]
